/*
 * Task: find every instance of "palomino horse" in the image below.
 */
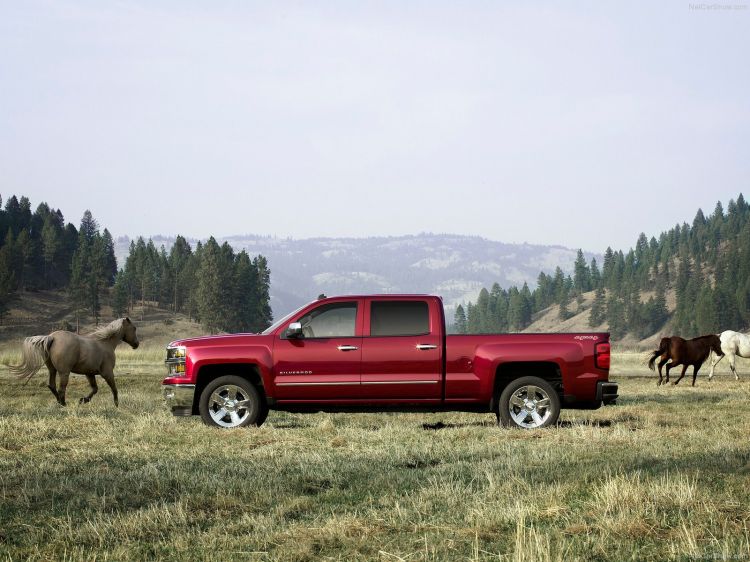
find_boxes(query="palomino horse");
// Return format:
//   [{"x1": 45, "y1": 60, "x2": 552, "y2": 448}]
[
  {"x1": 648, "y1": 335, "x2": 723, "y2": 386},
  {"x1": 708, "y1": 330, "x2": 750, "y2": 381},
  {"x1": 9, "y1": 318, "x2": 139, "y2": 406}
]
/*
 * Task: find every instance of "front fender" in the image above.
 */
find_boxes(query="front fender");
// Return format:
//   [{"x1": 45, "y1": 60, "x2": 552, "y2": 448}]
[{"x1": 187, "y1": 344, "x2": 275, "y2": 397}]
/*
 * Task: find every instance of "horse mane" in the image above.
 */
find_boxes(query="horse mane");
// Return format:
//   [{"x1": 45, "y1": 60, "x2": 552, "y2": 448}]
[{"x1": 88, "y1": 318, "x2": 126, "y2": 341}]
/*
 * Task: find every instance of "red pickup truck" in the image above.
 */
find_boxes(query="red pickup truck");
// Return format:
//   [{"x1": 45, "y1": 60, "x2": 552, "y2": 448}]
[{"x1": 162, "y1": 294, "x2": 617, "y2": 429}]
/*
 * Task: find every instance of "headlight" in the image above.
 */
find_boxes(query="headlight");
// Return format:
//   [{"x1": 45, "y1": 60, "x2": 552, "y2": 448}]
[
  {"x1": 167, "y1": 346, "x2": 187, "y2": 360},
  {"x1": 166, "y1": 346, "x2": 187, "y2": 376}
]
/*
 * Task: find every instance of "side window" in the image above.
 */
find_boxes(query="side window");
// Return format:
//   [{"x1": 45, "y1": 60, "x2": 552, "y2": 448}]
[
  {"x1": 294, "y1": 302, "x2": 358, "y2": 338},
  {"x1": 370, "y1": 301, "x2": 430, "y2": 337}
]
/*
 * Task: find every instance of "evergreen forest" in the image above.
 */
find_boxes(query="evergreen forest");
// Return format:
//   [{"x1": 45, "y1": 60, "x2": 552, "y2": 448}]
[
  {"x1": 0, "y1": 194, "x2": 272, "y2": 333},
  {"x1": 455, "y1": 194, "x2": 750, "y2": 339}
]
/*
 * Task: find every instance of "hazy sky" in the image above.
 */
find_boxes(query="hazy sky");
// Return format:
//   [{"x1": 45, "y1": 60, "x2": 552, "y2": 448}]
[{"x1": 1, "y1": 1, "x2": 748, "y2": 253}]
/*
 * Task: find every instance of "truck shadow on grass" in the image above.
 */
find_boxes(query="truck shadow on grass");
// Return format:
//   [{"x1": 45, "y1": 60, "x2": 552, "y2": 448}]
[{"x1": 422, "y1": 421, "x2": 495, "y2": 430}]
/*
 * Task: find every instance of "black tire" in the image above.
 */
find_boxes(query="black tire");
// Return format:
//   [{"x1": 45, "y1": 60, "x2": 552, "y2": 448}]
[
  {"x1": 497, "y1": 376, "x2": 560, "y2": 429},
  {"x1": 198, "y1": 375, "x2": 268, "y2": 428}
]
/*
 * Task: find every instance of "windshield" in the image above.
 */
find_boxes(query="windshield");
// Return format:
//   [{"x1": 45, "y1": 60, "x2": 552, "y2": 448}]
[{"x1": 260, "y1": 302, "x2": 311, "y2": 335}]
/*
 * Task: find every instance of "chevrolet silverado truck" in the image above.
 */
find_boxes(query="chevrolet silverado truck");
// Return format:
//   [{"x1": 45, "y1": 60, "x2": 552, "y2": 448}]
[{"x1": 162, "y1": 294, "x2": 617, "y2": 429}]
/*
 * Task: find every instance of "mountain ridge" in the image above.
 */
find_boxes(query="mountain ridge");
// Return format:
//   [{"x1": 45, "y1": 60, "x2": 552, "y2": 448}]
[{"x1": 114, "y1": 233, "x2": 601, "y2": 318}]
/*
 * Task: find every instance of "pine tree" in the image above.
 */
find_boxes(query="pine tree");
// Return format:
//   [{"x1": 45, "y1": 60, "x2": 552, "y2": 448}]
[
  {"x1": 41, "y1": 214, "x2": 59, "y2": 287},
  {"x1": 489, "y1": 283, "x2": 503, "y2": 330},
  {"x1": 233, "y1": 251, "x2": 257, "y2": 332},
  {"x1": 454, "y1": 304, "x2": 467, "y2": 334},
  {"x1": 466, "y1": 302, "x2": 480, "y2": 333},
  {"x1": 606, "y1": 295, "x2": 626, "y2": 340},
  {"x1": 69, "y1": 233, "x2": 89, "y2": 332},
  {"x1": 79, "y1": 210, "x2": 99, "y2": 241},
  {"x1": 695, "y1": 286, "x2": 719, "y2": 334},
  {"x1": 0, "y1": 242, "x2": 15, "y2": 323},
  {"x1": 508, "y1": 287, "x2": 531, "y2": 331},
  {"x1": 476, "y1": 288, "x2": 491, "y2": 332},
  {"x1": 169, "y1": 235, "x2": 193, "y2": 312},
  {"x1": 101, "y1": 229, "x2": 118, "y2": 286},
  {"x1": 573, "y1": 249, "x2": 591, "y2": 293},
  {"x1": 252, "y1": 255, "x2": 273, "y2": 331},
  {"x1": 602, "y1": 247, "x2": 615, "y2": 287},
  {"x1": 15, "y1": 229, "x2": 32, "y2": 291},
  {"x1": 112, "y1": 270, "x2": 129, "y2": 317},
  {"x1": 590, "y1": 258, "x2": 601, "y2": 289},
  {"x1": 196, "y1": 237, "x2": 228, "y2": 333},
  {"x1": 558, "y1": 282, "x2": 573, "y2": 321},
  {"x1": 589, "y1": 286, "x2": 606, "y2": 327}
]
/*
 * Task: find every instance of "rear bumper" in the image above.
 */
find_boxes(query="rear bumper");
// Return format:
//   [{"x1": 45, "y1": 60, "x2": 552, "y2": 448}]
[
  {"x1": 162, "y1": 384, "x2": 196, "y2": 416},
  {"x1": 596, "y1": 381, "x2": 619, "y2": 405}
]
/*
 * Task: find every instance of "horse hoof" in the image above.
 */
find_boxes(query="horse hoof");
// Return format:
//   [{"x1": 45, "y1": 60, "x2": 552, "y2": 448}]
[{"x1": 79, "y1": 397, "x2": 90, "y2": 405}]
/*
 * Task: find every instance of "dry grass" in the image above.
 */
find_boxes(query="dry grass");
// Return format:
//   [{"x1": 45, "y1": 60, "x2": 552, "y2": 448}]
[{"x1": 1, "y1": 346, "x2": 749, "y2": 561}]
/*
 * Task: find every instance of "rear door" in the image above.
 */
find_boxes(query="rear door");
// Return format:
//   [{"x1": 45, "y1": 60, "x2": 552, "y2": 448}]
[
  {"x1": 360, "y1": 298, "x2": 442, "y2": 400},
  {"x1": 273, "y1": 299, "x2": 363, "y2": 400}
]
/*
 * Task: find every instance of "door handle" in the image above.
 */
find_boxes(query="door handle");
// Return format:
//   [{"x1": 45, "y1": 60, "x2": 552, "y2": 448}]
[
  {"x1": 337, "y1": 345, "x2": 359, "y2": 351},
  {"x1": 416, "y1": 344, "x2": 437, "y2": 350}
]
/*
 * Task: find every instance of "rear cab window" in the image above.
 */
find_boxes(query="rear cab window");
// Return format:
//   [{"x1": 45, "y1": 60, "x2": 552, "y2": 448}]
[{"x1": 368, "y1": 300, "x2": 431, "y2": 336}]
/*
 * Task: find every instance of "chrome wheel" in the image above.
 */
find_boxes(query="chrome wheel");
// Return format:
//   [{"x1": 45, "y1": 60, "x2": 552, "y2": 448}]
[
  {"x1": 508, "y1": 384, "x2": 552, "y2": 429},
  {"x1": 207, "y1": 384, "x2": 253, "y2": 428}
]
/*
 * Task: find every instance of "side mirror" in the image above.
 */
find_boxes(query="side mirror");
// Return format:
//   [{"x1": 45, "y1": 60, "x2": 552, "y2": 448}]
[{"x1": 286, "y1": 322, "x2": 303, "y2": 338}]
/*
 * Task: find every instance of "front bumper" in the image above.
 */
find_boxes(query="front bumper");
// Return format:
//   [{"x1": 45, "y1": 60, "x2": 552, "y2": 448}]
[
  {"x1": 596, "y1": 381, "x2": 619, "y2": 405},
  {"x1": 162, "y1": 384, "x2": 196, "y2": 416}
]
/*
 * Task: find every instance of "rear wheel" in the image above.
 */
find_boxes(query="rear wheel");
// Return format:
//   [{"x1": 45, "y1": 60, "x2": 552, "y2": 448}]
[
  {"x1": 199, "y1": 375, "x2": 268, "y2": 428},
  {"x1": 497, "y1": 376, "x2": 560, "y2": 429}
]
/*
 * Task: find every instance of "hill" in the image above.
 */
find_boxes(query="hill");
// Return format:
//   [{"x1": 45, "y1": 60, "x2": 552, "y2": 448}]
[
  {"x1": 522, "y1": 288, "x2": 680, "y2": 349},
  {"x1": 0, "y1": 290, "x2": 205, "y2": 347},
  {"x1": 461, "y1": 194, "x2": 750, "y2": 342}
]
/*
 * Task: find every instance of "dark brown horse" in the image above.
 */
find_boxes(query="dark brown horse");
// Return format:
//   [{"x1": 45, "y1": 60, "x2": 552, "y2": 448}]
[{"x1": 648, "y1": 335, "x2": 723, "y2": 386}]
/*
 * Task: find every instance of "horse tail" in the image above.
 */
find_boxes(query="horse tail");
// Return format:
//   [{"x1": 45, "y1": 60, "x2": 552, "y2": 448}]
[
  {"x1": 648, "y1": 337, "x2": 670, "y2": 371},
  {"x1": 8, "y1": 335, "x2": 53, "y2": 384}
]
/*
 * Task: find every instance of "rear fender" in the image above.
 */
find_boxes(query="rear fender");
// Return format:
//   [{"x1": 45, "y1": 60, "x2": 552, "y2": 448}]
[{"x1": 474, "y1": 342, "x2": 584, "y2": 401}]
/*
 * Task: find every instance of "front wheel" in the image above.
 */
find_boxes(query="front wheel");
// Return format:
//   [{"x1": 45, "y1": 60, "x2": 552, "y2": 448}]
[
  {"x1": 199, "y1": 375, "x2": 268, "y2": 428},
  {"x1": 497, "y1": 376, "x2": 560, "y2": 429}
]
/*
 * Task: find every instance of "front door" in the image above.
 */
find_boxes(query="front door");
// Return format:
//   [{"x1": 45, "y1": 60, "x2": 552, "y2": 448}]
[{"x1": 273, "y1": 300, "x2": 362, "y2": 400}]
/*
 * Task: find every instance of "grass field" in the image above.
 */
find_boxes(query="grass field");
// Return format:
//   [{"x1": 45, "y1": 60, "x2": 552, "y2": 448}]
[{"x1": 1, "y1": 341, "x2": 749, "y2": 561}]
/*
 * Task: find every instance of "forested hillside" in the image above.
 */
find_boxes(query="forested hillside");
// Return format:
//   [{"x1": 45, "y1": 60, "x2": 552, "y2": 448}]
[
  {"x1": 0, "y1": 195, "x2": 272, "y2": 334},
  {"x1": 0, "y1": 195, "x2": 116, "y2": 327},
  {"x1": 457, "y1": 194, "x2": 750, "y2": 340},
  {"x1": 113, "y1": 236, "x2": 272, "y2": 333}
]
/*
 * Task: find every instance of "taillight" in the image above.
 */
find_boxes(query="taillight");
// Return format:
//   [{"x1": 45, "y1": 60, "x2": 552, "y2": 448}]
[{"x1": 595, "y1": 342, "x2": 610, "y2": 370}]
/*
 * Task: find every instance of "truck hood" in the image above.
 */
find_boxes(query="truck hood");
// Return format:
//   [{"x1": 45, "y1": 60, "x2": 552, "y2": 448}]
[{"x1": 168, "y1": 333, "x2": 273, "y2": 348}]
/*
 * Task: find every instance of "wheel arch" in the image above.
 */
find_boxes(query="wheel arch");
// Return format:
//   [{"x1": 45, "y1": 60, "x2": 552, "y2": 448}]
[
  {"x1": 193, "y1": 363, "x2": 265, "y2": 415},
  {"x1": 489, "y1": 361, "x2": 563, "y2": 413}
]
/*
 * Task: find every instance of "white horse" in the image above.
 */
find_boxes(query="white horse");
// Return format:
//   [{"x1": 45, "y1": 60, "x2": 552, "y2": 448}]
[{"x1": 709, "y1": 330, "x2": 750, "y2": 381}]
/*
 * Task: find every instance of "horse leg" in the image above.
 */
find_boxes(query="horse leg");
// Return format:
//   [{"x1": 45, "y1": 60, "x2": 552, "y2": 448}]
[
  {"x1": 57, "y1": 371, "x2": 70, "y2": 406},
  {"x1": 673, "y1": 364, "x2": 688, "y2": 385},
  {"x1": 709, "y1": 351, "x2": 725, "y2": 380},
  {"x1": 692, "y1": 364, "x2": 700, "y2": 387},
  {"x1": 665, "y1": 362, "x2": 672, "y2": 384},
  {"x1": 657, "y1": 358, "x2": 668, "y2": 386},
  {"x1": 46, "y1": 363, "x2": 59, "y2": 401},
  {"x1": 100, "y1": 371, "x2": 118, "y2": 407},
  {"x1": 80, "y1": 374, "x2": 98, "y2": 405},
  {"x1": 729, "y1": 354, "x2": 738, "y2": 381}
]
